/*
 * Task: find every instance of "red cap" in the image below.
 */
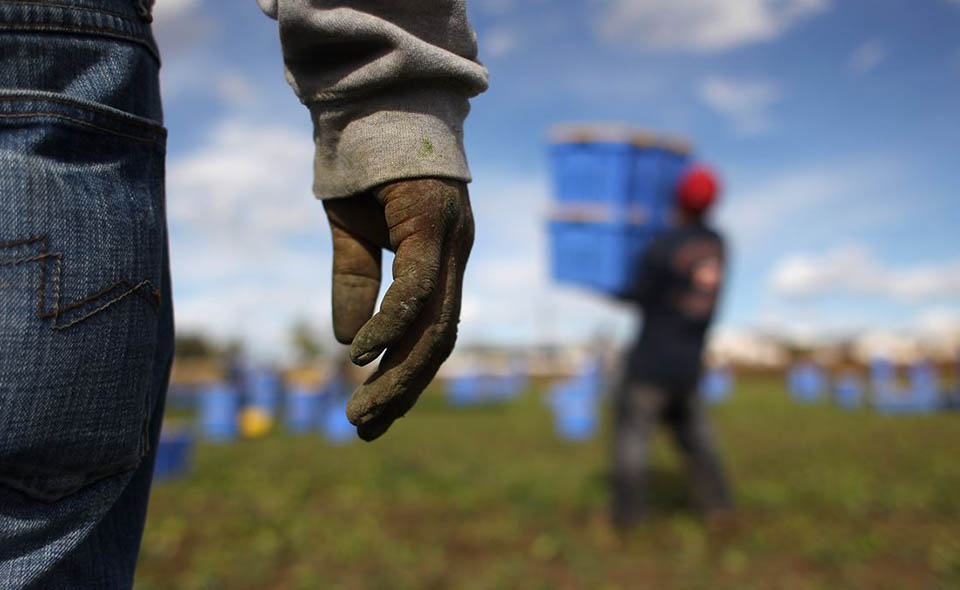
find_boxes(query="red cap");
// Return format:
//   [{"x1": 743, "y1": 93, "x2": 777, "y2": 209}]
[{"x1": 676, "y1": 165, "x2": 720, "y2": 214}]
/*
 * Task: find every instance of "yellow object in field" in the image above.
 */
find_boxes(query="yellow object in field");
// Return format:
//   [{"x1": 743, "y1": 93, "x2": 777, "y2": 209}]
[{"x1": 240, "y1": 407, "x2": 273, "y2": 438}]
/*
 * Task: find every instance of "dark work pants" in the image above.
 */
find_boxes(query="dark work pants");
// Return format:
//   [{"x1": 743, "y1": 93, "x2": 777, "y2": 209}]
[{"x1": 611, "y1": 377, "x2": 732, "y2": 527}]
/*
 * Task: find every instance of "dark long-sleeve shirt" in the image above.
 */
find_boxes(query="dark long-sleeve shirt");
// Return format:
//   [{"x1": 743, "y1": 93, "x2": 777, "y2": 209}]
[{"x1": 626, "y1": 222, "x2": 726, "y2": 389}]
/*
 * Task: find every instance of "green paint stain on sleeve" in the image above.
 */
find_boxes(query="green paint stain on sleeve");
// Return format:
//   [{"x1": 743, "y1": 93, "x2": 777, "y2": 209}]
[{"x1": 419, "y1": 137, "x2": 435, "y2": 157}]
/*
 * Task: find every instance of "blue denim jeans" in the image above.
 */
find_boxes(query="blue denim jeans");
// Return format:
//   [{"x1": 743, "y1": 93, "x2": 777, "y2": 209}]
[{"x1": 0, "y1": 1, "x2": 172, "y2": 587}]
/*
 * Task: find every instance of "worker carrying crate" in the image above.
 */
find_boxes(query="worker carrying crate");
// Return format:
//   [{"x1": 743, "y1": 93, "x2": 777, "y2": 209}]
[
  {"x1": 547, "y1": 124, "x2": 733, "y2": 526},
  {"x1": 546, "y1": 124, "x2": 698, "y2": 295}
]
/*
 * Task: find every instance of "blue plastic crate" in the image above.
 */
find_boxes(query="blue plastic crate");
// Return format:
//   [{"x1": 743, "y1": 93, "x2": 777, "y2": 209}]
[
  {"x1": 200, "y1": 382, "x2": 238, "y2": 442},
  {"x1": 246, "y1": 368, "x2": 281, "y2": 417},
  {"x1": 547, "y1": 221, "x2": 656, "y2": 295},
  {"x1": 446, "y1": 373, "x2": 483, "y2": 407},
  {"x1": 834, "y1": 373, "x2": 864, "y2": 409},
  {"x1": 320, "y1": 394, "x2": 354, "y2": 444},
  {"x1": 869, "y1": 358, "x2": 897, "y2": 389},
  {"x1": 787, "y1": 363, "x2": 827, "y2": 403},
  {"x1": 546, "y1": 360, "x2": 605, "y2": 441},
  {"x1": 154, "y1": 430, "x2": 194, "y2": 481},
  {"x1": 547, "y1": 130, "x2": 692, "y2": 295},
  {"x1": 874, "y1": 390, "x2": 940, "y2": 415},
  {"x1": 554, "y1": 395, "x2": 598, "y2": 441},
  {"x1": 548, "y1": 379, "x2": 599, "y2": 441},
  {"x1": 446, "y1": 370, "x2": 527, "y2": 407},
  {"x1": 319, "y1": 377, "x2": 354, "y2": 444},
  {"x1": 549, "y1": 142, "x2": 635, "y2": 205},
  {"x1": 700, "y1": 367, "x2": 734, "y2": 404},
  {"x1": 285, "y1": 384, "x2": 320, "y2": 433}
]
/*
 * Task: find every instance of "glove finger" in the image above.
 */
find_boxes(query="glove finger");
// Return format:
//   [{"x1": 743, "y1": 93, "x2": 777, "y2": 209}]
[
  {"x1": 348, "y1": 226, "x2": 472, "y2": 441},
  {"x1": 348, "y1": 229, "x2": 444, "y2": 365},
  {"x1": 329, "y1": 222, "x2": 382, "y2": 345}
]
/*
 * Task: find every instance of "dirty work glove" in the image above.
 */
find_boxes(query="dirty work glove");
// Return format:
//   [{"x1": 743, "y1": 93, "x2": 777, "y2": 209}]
[{"x1": 323, "y1": 178, "x2": 474, "y2": 441}]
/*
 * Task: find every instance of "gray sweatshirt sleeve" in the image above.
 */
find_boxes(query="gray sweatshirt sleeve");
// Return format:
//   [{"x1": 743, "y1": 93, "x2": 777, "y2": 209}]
[{"x1": 256, "y1": 0, "x2": 489, "y2": 199}]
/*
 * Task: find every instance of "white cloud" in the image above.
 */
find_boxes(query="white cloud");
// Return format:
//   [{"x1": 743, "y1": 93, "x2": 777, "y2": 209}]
[
  {"x1": 166, "y1": 118, "x2": 331, "y2": 359},
  {"x1": 913, "y1": 306, "x2": 960, "y2": 337},
  {"x1": 714, "y1": 155, "x2": 905, "y2": 248},
  {"x1": 167, "y1": 120, "x2": 317, "y2": 238},
  {"x1": 595, "y1": 0, "x2": 830, "y2": 52},
  {"x1": 848, "y1": 39, "x2": 888, "y2": 74},
  {"x1": 151, "y1": 0, "x2": 216, "y2": 57},
  {"x1": 215, "y1": 72, "x2": 260, "y2": 107},
  {"x1": 482, "y1": 28, "x2": 518, "y2": 59},
  {"x1": 769, "y1": 245, "x2": 960, "y2": 301},
  {"x1": 152, "y1": 0, "x2": 200, "y2": 23},
  {"x1": 699, "y1": 76, "x2": 780, "y2": 135}
]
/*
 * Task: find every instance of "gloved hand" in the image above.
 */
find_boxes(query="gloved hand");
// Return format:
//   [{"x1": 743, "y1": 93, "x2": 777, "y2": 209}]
[{"x1": 323, "y1": 178, "x2": 474, "y2": 441}]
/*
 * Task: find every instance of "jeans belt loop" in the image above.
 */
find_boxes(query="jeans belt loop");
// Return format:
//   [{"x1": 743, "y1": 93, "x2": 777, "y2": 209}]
[{"x1": 135, "y1": 0, "x2": 154, "y2": 23}]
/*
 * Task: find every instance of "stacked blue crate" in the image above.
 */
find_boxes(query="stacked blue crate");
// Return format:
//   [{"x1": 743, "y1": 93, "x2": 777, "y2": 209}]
[
  {"x1": 833, "y1": 372, "x2": 864, "y2": 409},
  {"x1": 285, "y1": 383, "x2": 321, "y2": 433},
  {"x1": 446, "y1": 362, "x2": 528, "y2": 407},
  {"x1": 320, "y1": 376, "x2": 354, "y2": 444},
  {"x1": 909, "y1": 361, "x2": 940, "y2": 411},
  {"x1": 699, "y1": 366, "x2": 734, "y2": 405},
  {"x1": 874, "y1": 360, "x2": 941, "y2": 414},
  {"x1": 787, "y1": 362, "x2": 827, "y2": 403},
  {"x1": 950, "y1": 356, "x2": 960, "y2": 410},
  {"x1": 869, "y1": 358, "x2": 898, "y2": 400},
  {"x1": 200, "y1": 382, "x2": 239, "y2": 441},
  {"x1": 446, "y1": 371, "x2": 485, "y2": 407},
  {"x1": 246, "y1": 367, "x2": 281, "y2": 418},
  {"x1": 547, "y1": 360, "x2": 605, "y2": 441},
  {"x1": 547, "y1": 126, "x2": 692, "y2": 295},
  {"x1": 153, "y1": 427, "x2": 194, "y2": 481}
]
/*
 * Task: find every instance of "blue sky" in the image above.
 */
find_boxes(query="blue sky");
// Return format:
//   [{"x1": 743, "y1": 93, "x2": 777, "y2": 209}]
[{"x1": 152, "y1": 0, "x2": 960, "y2": 359}]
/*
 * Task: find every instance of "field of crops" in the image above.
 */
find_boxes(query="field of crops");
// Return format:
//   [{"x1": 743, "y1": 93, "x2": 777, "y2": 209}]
[{"x1": 136, "y1": 377, "x2": 960, "y2": 589}]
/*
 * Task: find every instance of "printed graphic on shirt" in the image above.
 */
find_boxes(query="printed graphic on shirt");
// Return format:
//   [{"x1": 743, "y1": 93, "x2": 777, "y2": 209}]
[
  {"x1": 670, "y1": 238, "x2": 724, "y2": 320},
  {"x1": 692, "y1": 257, "x2": 723, "y2": 293}
]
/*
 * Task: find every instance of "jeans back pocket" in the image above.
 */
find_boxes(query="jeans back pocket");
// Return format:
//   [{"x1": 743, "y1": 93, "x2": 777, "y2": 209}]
[{"x1": 0, "y1": 92, "x2": 168, "y2": 501}]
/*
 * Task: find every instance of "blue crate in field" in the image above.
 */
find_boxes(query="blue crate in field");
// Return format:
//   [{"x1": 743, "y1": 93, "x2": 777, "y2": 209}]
[
  {"x1": 546, "y1": 360, "x2": 605, "y2": 441},
  {"x1": 285, "y1": 384, "x2": 321, "y2": 433},
  {"x1": 446, "y1": 373, "x2": 485, "y2": 407},
  {"x1": 548, "y1": 378, "x2": 600, "y2": 441},
  {"x1": 909, "y1": 362, "x2": 939, "y2": 393},
  {"x1": 547, "y1": 126, "x2": 692, "y2": 295},
  {"x1": 875, "y1": 361, "x2": 941, "y2": 414},
  {"x1": 246, "y1": 368, "x2": 281, "y2": 417},
  {"x1": 787, "y1": 363, "x2": 827, "y2": 403},
  {"x1": 200, "y1": 382, "x2": 239, "y2": 442},
  {"x1": 700, "y1": 367, "x2": 734, "y2": 404},
  {"x1": 869, "y1": 358, "x2": 896, "y2": 389},
  {"x1": 834, "y1": 372, "x2": 864, "y2": 409},
  {"x1": 321, "y1": 395, "x2": 354, "y2": 444},
  {"x1": 874, "y1": 390, "x2": 940, "y2": 415},
  {"x1": 319, "y1": 377, "x2": 354, "y2": 444},
  {"x1": 446, "y1": 361, "x2": 529, "y2": 407},
  {"x1": 554, "y1": 393, "x2": 598, "y2": 441},
  {"x1": 154, "y1": 429, "x2": 193, "y2": 481}
]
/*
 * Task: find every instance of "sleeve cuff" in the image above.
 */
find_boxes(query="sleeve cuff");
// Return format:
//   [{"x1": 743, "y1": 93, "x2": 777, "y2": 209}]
[{"x1": 307, "y1": 84, "x2": 473, "y2": 199}]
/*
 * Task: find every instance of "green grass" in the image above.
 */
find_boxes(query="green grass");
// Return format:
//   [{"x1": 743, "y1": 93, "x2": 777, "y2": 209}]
[{"x1": 136, "y1": 377, "x2": 960, "y2": 589}]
